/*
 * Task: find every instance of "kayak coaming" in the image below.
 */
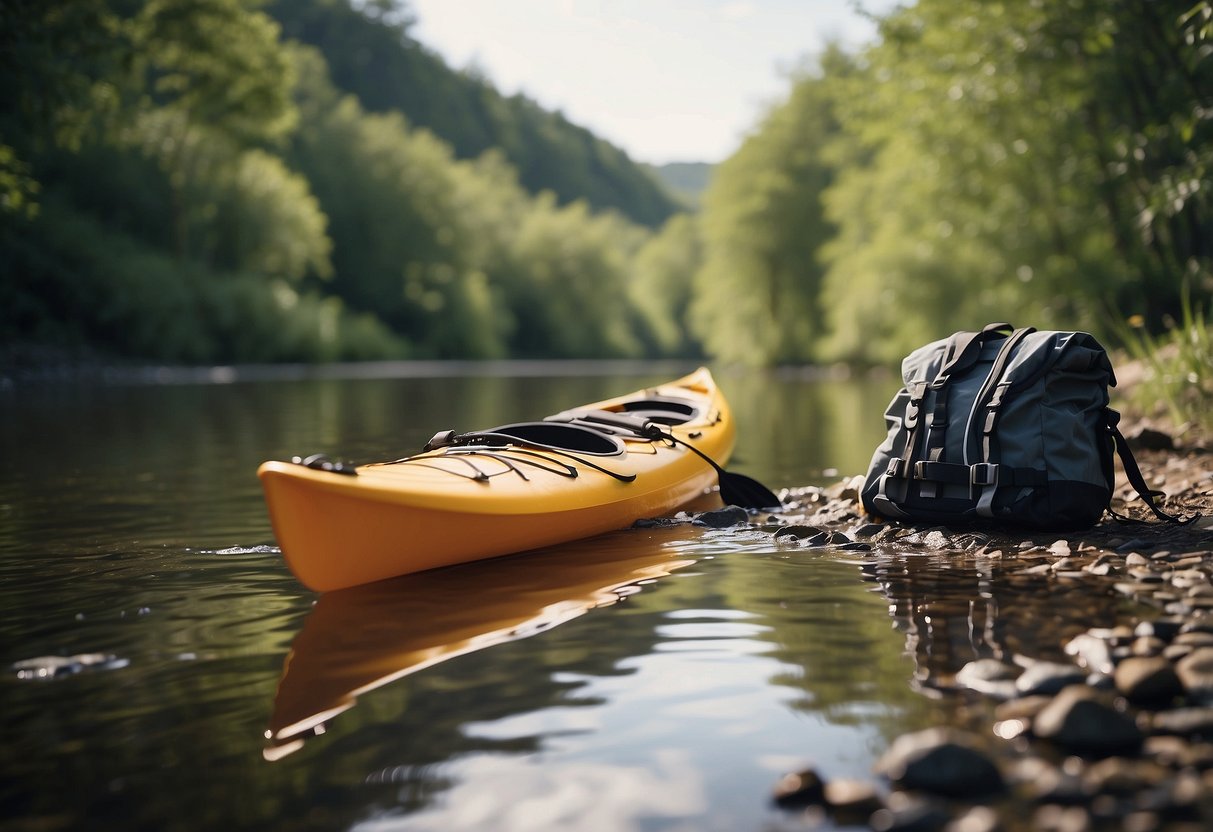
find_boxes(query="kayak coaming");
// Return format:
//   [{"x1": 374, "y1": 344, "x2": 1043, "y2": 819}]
[{"x1": 258, "y1": 367, "x2": 735, "y2": 591}]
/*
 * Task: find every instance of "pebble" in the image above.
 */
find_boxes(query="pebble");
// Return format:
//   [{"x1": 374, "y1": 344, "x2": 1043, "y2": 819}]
[
  {"x1": 1150, "y1": 707, "x2": 1213, "y2": 737},
  {"x1": 1064, "y1": 634, "x2": 1115, "y2": 674},
  {"x1": 1114, "y1": 656, "x2": 1183, "y2": 705},
  {"x1": 945, "y1": 805, "x2": 1002, "y2": 832},
  {"x1": 822, "y1": 778, "x2": 883, "y2": 822},
  {"x1": 955, "y1": 658, "x2": 1021, "y2": 699},
  {"x1": 870, "y1": 794, "x2": 953, "y2": 832},
  {"x1": 1175, "y1": 647, "x2": 1213, "y2": 700},
  {"x1": 1032, "y1": 686, "x2": 1144, "y2": 756},
  {"x1": 1015, "y1": 661, "x2": 1089, "y2": 696},
  {"x1": 1031, "y1": 805, "x2": 1091, "y2": 832},
  {"x1": 874, "y1": 727, "x2": 1005, "y2": 797},
  {"x1": 1136, "y1": 617, "x2": 1185, "y2": 641},
  {"x1": 1082, "y1": 757, "x2": 1170, "y2": 796}
]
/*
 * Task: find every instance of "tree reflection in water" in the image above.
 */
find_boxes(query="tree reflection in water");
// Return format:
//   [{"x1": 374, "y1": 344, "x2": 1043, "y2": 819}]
[{"x1": 860, "y1": 547, "x2": 1142, "y2": 695}]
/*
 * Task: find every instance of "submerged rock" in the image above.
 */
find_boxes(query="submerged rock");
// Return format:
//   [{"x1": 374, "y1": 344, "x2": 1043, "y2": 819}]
[
  {"x1": 875, "y1": 727, "x2": 1005, "y2": 797},
  {"x1": 772, "y1": 524, "x2": 824, "y2": 540},
  {"x1": 823, "y1": 778, "x2": 884, "y2": 822},
  {"x1": 956, "y1": 659, "x2": 1021, "y2": 699},
  {"x1": 771, "y1": 767, "x2": 825, "y2": 808},
  {"x1": 1015, "y1": 661, "x2": 1089, "y2": 696},
  {"x1": 693, "y1": 505, "x2": 750, "y2": 528}
]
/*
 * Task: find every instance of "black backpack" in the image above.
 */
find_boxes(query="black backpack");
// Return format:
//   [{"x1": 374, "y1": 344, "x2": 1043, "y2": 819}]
[{"x1": 861, "y1": 323, "x2": 1188, "y2": 530}]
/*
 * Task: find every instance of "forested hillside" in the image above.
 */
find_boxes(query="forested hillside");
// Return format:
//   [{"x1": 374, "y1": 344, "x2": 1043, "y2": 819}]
[
  {"x1": 647, "y1": 163, "x2": 715, "y2": 208},
  {"x1": 263, "y1": 0, "x2": 680, "y2": 228},
  {"x1": 2, "y1": 0, "x2": 1209, "y2": 385}
]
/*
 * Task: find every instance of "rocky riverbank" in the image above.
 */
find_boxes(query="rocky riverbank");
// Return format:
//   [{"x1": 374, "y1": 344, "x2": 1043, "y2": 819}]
[{"x1": 728, "y1": 427, "x2": 1213, "y2": 831}]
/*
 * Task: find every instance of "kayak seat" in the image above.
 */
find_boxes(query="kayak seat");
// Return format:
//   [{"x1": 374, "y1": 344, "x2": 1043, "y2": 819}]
[
  {"x1": 429, "y1": 422, "x2": 628, "y2": 456},
  {"x1": 620, "y1": 397, "x2": 700, "y2": 426}
]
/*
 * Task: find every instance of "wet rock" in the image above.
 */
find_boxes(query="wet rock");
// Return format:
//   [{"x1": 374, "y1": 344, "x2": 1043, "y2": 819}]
[
  {"x1": 772, "y1": 524, "x2": 824, "y2": 541},
  {"x1": 1015, "y1": 661, "x2": 1089, "y2": 696},
  {"x1": 1131, "y1": 636, "x2": 1166, "y2": 657},
  {"x1": 1032, "y1": 686, "x2": 1144, "y2": 756},
  {"x1": 771, "y1": 766, "x2": 825, "y2": 808},
  {"x1": 875, "y1": 727, "x2": 1004, "y2": 797},
  {"x1": 1170, "y1": 569, "x2": 1209, "y2": 589},
  {"x1": 1168, "y1": 740, "x2": 1213, "y2": 771},
  {"x1": 1150, "y1": 707, "x2": 1213, "y2": 738},
  {"x1": 1142, "y1": 735, "x2": 1198, "y2": 768},
  {"x1": 1153, "y1": 770, "x2": 1207, "y2": 820},
  {"x1": 1031, "y1": 805, "x2": 1091, "y2": 832},
  {"x1": 922, "y1": 530, "x2": 952, "y2": 549},
  {"x1": 1027, "y1": 768, "x2": 1090, "y2": 805},
  {"x1": 822, "y1": 778, "x2": 883, "y2": 823},
  {"x1": 1064, "y1": 634, "x2": 1115, "y2": 675},
  {"x1": 632, "y1": 516, "x2": 674, "y2": 528},
  {"x1": 870, "y1": 793, "x2": 953, "y2": 832},
  {"x1": 693, "y1": 506, "x2": 749, "y2": 528},
  {"x1": 853, "y1": 523, "x2": 885, "y2": 539},
  {"x1": 825, "y1": 474, "x2": 864, "y2": 502},
  {"x1": 945, "y1": 805, "x2": 1002, "y2": 832},
  {"x1": 1049, "y1": 539, "x2": 1073, "y2": 557},
  {"x1": 1114, "y1": 656, "x2": 1184, "y2": 705},
  {"x1": 1082, "y1": 757, "x2": 1170, "y2": 796},
  {"x1": 955, "y1": 658, "x2": 1021, "y2": 699},
  {"x1": 1174, "y1": 631, "x2": 1213, "y2": 648},
  {"x1": 1164, "y1": 643, "x2": 1195, "y2": 662},
  {"x1": 995, "y1": 694, "x2": 1052, "y2": 723},
  {"x1": 1175, "y1": 647, "x2": 1213, "y2": 700}
]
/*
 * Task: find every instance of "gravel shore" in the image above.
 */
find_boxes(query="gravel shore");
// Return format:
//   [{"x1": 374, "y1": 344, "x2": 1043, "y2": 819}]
[{"x1": 741, "y1": 427, "x2": 1213, "y2": 831}]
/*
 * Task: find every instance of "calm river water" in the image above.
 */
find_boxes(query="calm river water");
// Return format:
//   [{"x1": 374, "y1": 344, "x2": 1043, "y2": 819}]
[{"x1": 0, "y1": 363, "x2": 1137, "y2": 831}]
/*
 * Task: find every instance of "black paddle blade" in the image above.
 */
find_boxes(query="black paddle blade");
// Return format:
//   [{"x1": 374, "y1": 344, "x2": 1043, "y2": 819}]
[{"x1": 718, "y1": 470, "x2": 782, "y2": 510}]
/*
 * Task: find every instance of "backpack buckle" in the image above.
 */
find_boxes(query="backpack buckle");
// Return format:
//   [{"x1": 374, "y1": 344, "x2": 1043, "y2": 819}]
[{"x1": 970, "y1": 463, "x2": 999, "y2": 488}]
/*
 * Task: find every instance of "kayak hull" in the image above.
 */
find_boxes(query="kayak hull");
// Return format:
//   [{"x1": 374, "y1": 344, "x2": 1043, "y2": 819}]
[{"x1": 258, "y1": 368, "x2": 734, "y2": 591}]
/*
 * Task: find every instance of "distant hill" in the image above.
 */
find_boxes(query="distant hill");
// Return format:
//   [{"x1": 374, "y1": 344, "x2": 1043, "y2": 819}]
[
  {"x1": 266, "y1": 0, "x2": 682, "y2": 228},
  {"x1": 647, "y1": 162, "x2": 715, "y2": 209}
]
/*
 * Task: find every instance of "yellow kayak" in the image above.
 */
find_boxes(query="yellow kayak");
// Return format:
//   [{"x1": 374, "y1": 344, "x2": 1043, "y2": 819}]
[{"x1": 258, "y1": 368, "x2": 767, "y2": 591}]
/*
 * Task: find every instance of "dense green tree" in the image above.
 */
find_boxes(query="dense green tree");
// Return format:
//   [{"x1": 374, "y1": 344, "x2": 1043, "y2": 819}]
[
  {"x1": 505, "y1": 195, "x2": 647, "y2": 358},
  {"x1": 691, "y1": 48, "x2": 854, "y2": 366},
  {"x1": 817, "y1": 0, "x2": 1209, "y2": 364},
  {"x1": 287, "y1": 45, "x2": 507, "y2": 357},
  {"x1": 0, "y1": 0, "x2": 127, "y2": 216},
  {"x1": 123, "y1": 0, "x2": 301, "y2": 259},
  {"x1": 628, "y1": 214, "x2": 704, "y2": 357}
]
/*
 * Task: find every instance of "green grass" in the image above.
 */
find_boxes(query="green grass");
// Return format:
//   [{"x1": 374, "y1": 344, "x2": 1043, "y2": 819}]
[{"x1": 1119, "y1": 290, "x2": 1213, "y2": 432}]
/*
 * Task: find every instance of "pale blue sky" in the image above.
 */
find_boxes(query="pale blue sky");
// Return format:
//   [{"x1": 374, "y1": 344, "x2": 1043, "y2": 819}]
[{"x1": 408, "y1": 0, "x2": 897, "y2": 165}]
